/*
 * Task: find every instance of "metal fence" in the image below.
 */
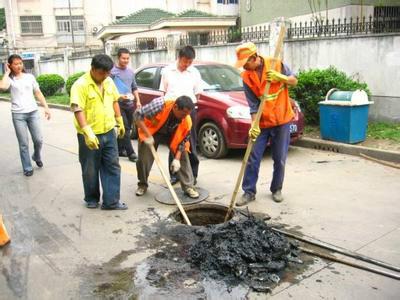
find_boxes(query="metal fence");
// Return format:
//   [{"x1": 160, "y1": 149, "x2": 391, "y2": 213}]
[
  {"x1": 287, "y1": 15, "x2": 400, "y2": 39},
  {"x1": 179, "y1": 14, "x2": 400, "y2": 47},
  {"x1": 40, "y1": 47, "x2": 105, "y2": 61}
]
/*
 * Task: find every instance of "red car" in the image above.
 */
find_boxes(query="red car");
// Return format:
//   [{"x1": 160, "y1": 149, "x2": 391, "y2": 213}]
[{"x1": 134, "y1": 62, "x2": 304, "y2": 158}]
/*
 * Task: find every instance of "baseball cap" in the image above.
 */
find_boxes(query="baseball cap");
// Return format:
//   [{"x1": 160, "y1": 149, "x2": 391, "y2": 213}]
[{"x1": 234, "y1": 42, "x2": 257, "y2": 68}]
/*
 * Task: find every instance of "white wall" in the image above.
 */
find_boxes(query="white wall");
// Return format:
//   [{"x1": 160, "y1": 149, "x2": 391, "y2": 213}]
[{"x1": 37, "y1": 34, "x2": 400, "y2": 122}]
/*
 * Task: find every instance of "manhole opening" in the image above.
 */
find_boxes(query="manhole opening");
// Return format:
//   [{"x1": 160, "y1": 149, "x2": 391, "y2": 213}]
[{"x1": 171, "y1": 204, "x2": 234, "y2": 226}]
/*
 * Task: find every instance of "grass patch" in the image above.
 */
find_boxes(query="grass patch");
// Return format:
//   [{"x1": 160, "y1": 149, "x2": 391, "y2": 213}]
[
  {"x1": 304, "y1": 125, "x2": 319, "y2": 135},
  {"x1": 367, "y1": 122, "x2": 400, "y2": 142},
  {"x1": 46, "y1": 93, "x2": 69, "y2": 105},
  {"x1": 306, "y1": 122, "x2": 400, "y2": 142}
]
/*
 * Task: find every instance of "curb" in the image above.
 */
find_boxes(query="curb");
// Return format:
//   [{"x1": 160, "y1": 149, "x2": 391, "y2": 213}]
[
  {"x1": 295, "y1": 137, "x2": 400, "y2": 164},
  {"x1": 0, "y1": 96, "x2": 71, "y2": 111}
]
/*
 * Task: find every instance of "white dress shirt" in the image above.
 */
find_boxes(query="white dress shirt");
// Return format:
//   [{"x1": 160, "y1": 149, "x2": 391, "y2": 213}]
[{"x1": 160, "y1": 63, "x2": 202, "y2": 104}]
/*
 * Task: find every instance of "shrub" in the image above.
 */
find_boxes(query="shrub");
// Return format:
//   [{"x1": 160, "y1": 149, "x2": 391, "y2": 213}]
[
  {"x1": 289, "y1": 66, "x2": 370, "y2": 125},
  {"x1": 36, "y1": 74, "x2": 65, "y2": 97},
  {"x1": 66, "y1": 71, "x2": 85, "y2": 95}
]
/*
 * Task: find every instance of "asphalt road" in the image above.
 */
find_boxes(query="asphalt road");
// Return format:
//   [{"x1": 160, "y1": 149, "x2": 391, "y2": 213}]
[{"x1": 0, "y1": 101, "x2": 399, "y2": 300}]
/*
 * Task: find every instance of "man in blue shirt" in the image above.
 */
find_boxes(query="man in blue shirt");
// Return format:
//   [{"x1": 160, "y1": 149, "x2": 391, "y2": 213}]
[{"x1": 110, "y1": 48, "x2": 142, "y2": 162}]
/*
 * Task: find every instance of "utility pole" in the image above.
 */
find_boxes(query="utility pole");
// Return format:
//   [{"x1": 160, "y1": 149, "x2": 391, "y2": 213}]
[{"x1": 68, "y1": 0, "x2": 76, "y2": 51}]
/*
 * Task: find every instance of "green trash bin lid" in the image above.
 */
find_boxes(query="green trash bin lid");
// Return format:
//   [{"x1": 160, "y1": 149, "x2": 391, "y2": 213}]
[
  {"x1": 319, "y1": 89, "x2": 372, "y2": 106},
  {"x1": 328, "y1": 91, "x2": 353, "y2": 101}
]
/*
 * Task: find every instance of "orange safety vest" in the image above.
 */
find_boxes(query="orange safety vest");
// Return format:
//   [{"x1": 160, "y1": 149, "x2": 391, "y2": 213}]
[
  {"x1": 241, "y1": 56, "x2": 294, "y2": 128},
  {"x1": 138, "y1": 100, "x2": 192, "y2": 154}
]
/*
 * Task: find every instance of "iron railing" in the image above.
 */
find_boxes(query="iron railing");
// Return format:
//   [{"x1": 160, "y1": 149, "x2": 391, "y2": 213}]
[
  {"x1": 287, "y1": 15, "x2": 400, "y2": 39},
  {"x1": 179, "y1": 14, "x2": 400, "y2": 46}
]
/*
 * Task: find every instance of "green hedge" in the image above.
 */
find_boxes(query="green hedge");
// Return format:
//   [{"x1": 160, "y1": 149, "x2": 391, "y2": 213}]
[
  {"x1": 36, "y1": 74, "x2": 65, "y2": 97},
  {"x1": 66, "y1": 71, "x2": 85, "y2": 95},
  {"x1": 289, "y1": 66, "x2": 370, "y2": 125}
]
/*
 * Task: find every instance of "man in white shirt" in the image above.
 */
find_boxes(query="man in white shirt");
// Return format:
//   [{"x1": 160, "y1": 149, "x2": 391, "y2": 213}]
[{"x1": 160, "y1": 45, "x2": 203, "y2": 185}]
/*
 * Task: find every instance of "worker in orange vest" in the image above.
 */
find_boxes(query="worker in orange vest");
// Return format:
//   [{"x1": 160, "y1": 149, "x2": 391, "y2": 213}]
[
  {"x1": 134, "y1": 95, "x2": 199, "y2": 198},
  {"x1": 234, "y1": 42, "x2": 298, "y2": 206}
]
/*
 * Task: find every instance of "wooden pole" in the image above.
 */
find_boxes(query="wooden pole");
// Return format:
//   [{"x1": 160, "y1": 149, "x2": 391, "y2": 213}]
[{"x1": 149, "y1": 145, "x2": 192, "y2": 225}]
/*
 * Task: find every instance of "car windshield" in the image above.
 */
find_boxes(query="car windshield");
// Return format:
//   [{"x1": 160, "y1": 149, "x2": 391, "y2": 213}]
[{"x1": 196, "y1": 65, "x2": 244, "y2": 92}]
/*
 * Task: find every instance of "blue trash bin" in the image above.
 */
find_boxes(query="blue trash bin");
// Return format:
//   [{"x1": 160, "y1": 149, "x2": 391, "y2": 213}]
[{"x1": 319, "y1": 89, "x2": 373, "y2": 144}]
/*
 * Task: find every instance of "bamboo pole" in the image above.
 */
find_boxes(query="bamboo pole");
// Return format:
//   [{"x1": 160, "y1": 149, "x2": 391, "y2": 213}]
[{"x1": 149, "y1": 145, "x2": 192, "y2": 225}]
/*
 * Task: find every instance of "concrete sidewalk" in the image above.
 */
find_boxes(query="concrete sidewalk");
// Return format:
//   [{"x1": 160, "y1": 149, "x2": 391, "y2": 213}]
[{"x1": 0, "y1": 101, "x2": 399, "y2": 300}]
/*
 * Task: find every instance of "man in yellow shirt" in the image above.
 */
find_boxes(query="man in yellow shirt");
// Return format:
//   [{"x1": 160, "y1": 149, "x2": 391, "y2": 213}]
[{"x1": 70, "y1": 54, "x2": 128, "y2": 210}]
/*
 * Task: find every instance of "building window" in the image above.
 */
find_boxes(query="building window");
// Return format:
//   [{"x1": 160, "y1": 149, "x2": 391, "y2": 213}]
[
  {"x1": 188, "y1": 32, "x2": 209, "y2": 45},
  {"x1": 374, "y1": 6, "x2": 400, "y2": 19},
  {"x1": 20, "y1": 16, "x2": 43, "y2": 35},
  {"x1": 217, "y1": 0, "x2": 238, "y2": 3},
  {"x1": 136, "y1": 37, "x2": 157, "y2": 50},
  {"x1": 56, "y1": 16, "x2": 84, "y2": 33}
]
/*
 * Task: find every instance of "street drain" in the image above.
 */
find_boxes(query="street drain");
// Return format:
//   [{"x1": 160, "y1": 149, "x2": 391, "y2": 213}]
[{"x1": 171, "y1": 204, "x2": 234, "y2": 226}]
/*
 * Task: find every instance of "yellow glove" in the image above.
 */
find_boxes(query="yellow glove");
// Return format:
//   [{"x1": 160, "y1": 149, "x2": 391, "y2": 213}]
[
  {"x1": 82, "y1": 125, "x2": 99, "y2": 150},
  {"x1": 248, "y1": 121, "x2": 261, "y2": 142},
  {"x1": 267, "y1": 70, "x2": 288, "y2": 83},
  {"x1": 115, "y1": 116, "x2": 125, "y2": 139}
]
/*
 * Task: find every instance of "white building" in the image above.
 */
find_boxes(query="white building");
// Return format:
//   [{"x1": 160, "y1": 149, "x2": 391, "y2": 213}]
[{"x1": 3, "y1": 0, "x2": 239, "y2": 54}]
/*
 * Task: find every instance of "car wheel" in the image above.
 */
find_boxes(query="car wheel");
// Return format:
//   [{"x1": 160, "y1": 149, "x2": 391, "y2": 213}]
[{"x1": 198, "y1": 122, "x2": 228, "y2": 159}]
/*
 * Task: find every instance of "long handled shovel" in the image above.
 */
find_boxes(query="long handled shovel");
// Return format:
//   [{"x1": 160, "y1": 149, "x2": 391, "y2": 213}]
[
  {"x1": 149, "y1": 144, "x2": 192, "y2": 225},
  {"x1": 225, "y1": 25, "x2": 286, "y2": 221}
]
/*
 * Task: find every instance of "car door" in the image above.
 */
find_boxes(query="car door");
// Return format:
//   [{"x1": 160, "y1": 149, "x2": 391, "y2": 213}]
[{"x1": 135, "y1": 66, "x2": 163, "y2": 105}]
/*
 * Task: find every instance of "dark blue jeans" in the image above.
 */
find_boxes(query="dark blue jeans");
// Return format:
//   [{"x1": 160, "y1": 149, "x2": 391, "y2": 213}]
[
  {"x1": 12, "y1": 110, "x2": 43, "y2": 172},
  {"x1": 117, "y1": 102, "x2": 135, "y2": 156},
  {"x1": 242, "y1": 123, "x2": 290, "y2": 195},
  {"x1": 78, "y1": 129, "x2": 121, "y2": 207}
]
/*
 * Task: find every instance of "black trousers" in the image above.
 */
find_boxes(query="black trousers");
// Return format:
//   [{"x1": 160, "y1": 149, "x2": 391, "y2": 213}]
[
  {"x1": 117, "y1": 103, "x2": 136, "y2": 156},
  {"x1": 169, "y1": 109, "x2": 199, "y2": 179}
]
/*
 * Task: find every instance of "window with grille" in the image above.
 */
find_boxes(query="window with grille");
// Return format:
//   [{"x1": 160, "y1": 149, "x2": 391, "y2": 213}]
[
  {"x1": 20, "y1": 16, "x2": 43, "y2": 35},
  {"x1": 374, "y1": 6, "x2": 400, "y2": 19},
  {"x1": 188, "y1": 32, "x2": 209, "y2": 45},
  {"x1": 136, "y1": 38, "x2": 157, "y2": 50},
  {"x1": 56, "y1": 16, "x2": 84, "y2": 33},
  {"x1": 217, "y1": 0, "x2": 238, "y2": 3}
]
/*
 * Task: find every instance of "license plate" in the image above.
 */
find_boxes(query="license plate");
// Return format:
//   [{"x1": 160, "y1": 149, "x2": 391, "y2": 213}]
[{"x1": 289, "y1": 124, "x2": 298, "y2": 133}]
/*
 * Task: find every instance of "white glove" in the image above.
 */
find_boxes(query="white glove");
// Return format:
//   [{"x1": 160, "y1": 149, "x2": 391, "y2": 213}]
[
  {"x1": 144, "y1": 135, "x2": 154, "y2": 146},
  {"x1": 170, "y1": 159, "x2": 181, "y2": 174}
]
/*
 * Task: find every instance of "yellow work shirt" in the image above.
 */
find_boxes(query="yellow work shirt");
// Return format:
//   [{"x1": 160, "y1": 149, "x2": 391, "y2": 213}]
[{"x1": 70, "y1": 72, "x2": 120, "y2": 134}]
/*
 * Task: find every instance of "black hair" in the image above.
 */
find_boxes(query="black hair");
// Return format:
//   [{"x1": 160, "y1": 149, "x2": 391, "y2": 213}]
[
  {"x1": 7, "y1": 54, "x2": 25, "y2": 78},
  {"x1": 175, "y1": 95, "x2": 195, "y2": 111},
  {"x1": 117, "y1": 48, "x2": 130, "y2": 58},
  {"x1": 91, "y1": 54, "x2": 114, "y2": 71},
  {"x1": 178, "y1": 45, "x2": 196, "y2": 60}
]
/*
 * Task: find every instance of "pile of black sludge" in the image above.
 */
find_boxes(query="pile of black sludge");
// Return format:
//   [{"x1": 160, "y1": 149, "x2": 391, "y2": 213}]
[{"x1": 188, "y1": 217, "x2": 300, "y2": 292}]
